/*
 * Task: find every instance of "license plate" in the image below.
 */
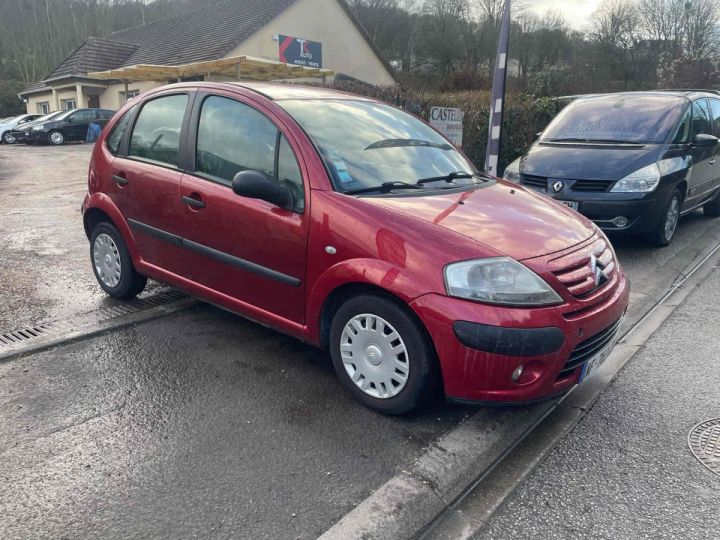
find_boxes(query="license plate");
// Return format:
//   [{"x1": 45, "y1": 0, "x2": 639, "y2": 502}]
[
  {"x1": 558, "y1": 200, "x2": 579, "y2": 211},
  {"x1": 579, "y1": 338, "x2": 615, "y2": 383}
]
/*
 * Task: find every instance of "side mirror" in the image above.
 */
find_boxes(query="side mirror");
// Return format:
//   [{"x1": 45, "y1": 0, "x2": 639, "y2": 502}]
[
  {"x1": 232, "y1": 170, "x2": 293, "y2": 209},
  {"x1": 694, "y1": 134, "x2": 719, "y2": 148},
  {"x1": 536, "y1": 131, "x2": 543, "y2": 139}
]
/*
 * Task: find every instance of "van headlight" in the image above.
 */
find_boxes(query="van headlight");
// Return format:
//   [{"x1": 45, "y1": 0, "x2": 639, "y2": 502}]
[
  {"x1": 610, "y1": 163, "x2": 661, "y2": 192},
  {"x1": 444, "y1": 258, "x2": 562, "y2": 306},
  {"x1": 503, "y1": 159, "x2": 521, "y2": 183}
]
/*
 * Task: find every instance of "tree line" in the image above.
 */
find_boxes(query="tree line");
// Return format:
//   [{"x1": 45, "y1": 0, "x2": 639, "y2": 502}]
[{"x1": 0, "y1": 0, "x2": 718, "y2": 116}]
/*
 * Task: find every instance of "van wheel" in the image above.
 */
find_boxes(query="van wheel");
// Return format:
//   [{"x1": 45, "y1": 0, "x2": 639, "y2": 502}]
[
  {"x1": 703, "y1": 191, "x2": 720, "y2": 217},
  {"x1": 329, "y1": 294, "x2": 437, "y2": 415},
  {"x1": 48, "y1": 130, "x2": 65, "y2": 145},
  {"x1": 90, "y1": 222, "x2": 147, "y2": 299},
  {"x1": 647, "y1": 189, "x2": 682, "y2": 247}
]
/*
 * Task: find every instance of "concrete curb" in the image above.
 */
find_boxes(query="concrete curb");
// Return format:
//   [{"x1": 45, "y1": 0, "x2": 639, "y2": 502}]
[{"x1": 320, "y1": 237, "x2": 720, "y2": 540}]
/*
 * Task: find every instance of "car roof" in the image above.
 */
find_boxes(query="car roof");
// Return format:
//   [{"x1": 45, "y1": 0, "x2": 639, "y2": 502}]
[
  {"x1": 158, "y1": 81, "x2": 377, "y2": 102},
  {"x1": 561, "y1": 90, "x2": 720, "y2": 103}
]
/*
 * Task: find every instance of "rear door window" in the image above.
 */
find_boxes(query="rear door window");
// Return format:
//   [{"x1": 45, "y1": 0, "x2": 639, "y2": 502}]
[
  {"x1": 72, "y1": 110, "x2": 96, "y2": 124},
  {"x1": 129, "y1": 94, "x2": 188, "y2": 167}
]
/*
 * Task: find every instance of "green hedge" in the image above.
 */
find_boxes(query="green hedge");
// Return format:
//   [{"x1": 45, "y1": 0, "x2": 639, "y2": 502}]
[{"x1": 325, "y1": 81, "x2": 561, "y2": 174}]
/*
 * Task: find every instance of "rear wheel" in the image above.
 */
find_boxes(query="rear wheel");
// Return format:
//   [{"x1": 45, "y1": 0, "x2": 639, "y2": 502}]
[
  {"x1": 90, "y1": 222, "x2": 147, "y2": 299},
  {"x1": 703, "y1": 190, "x2": 720, "y2": 217},
  {"x1": 329, "y1": 293, "x2": 438, "y2": 415},
  {"x1": 647, "y1": 189, "x2": 682, "y2": 247},
  {"x1": 48, "y1": 130, "x2": 65, "y2": 145}
]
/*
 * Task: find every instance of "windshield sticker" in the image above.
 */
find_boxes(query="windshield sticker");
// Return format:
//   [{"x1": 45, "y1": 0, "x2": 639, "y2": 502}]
[{"x1": 331, "y1": 154, "x2": 354, "y2": 185}]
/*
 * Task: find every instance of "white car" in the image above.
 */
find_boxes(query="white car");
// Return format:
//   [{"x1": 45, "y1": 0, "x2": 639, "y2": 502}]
[{"x1": 0, "y1": 114, "x2": 42, "y2": 144}]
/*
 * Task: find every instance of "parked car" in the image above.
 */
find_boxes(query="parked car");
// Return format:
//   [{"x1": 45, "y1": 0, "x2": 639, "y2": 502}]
[
  {"x1": 0, "y1": 114, "x2": 42, "y2": 143},
  {"x1": 82, "y1": 82, "x2": 629, "y2": 414},
  {"x1": 26, "y1": 108, "x2": 115, "y2": 145},
  {"x1": 504, "y1": 91, "x2": 720, "y2": 246},
  {"x1": 10, "y1": 111, "x2": 65, "y2": 144}
]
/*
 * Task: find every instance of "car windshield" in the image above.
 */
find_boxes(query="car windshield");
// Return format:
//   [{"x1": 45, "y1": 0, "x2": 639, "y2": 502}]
[
  {"x1": 541, "y1": 95, "x2": 687, "y2": 144},
  {"x1": 52, "y1": 110, "x2": 76, "y2": 121},
  {"x1": 34, "y1": 111, "x2": 64, "y2": 123},
  {"x1": 279, "y1": 99, "x2": 478, "y2": 194}
]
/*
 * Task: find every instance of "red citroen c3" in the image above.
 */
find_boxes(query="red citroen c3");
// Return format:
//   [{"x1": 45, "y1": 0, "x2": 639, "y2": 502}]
[{"x1": 82, "y1": 82, "x2": 629, "y2": 414}]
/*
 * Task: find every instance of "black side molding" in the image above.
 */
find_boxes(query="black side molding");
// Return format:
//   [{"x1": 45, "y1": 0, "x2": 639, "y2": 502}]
[
  {"x1": 128, "y1": 218, "x2": 301, "y2": 287},
  {"x1": 453, "y1": 321, "x2": 564, "y2": 357}
]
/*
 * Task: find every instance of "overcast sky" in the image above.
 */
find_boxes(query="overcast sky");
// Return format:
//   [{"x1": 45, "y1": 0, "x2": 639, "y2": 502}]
[{"x1": 527, "y1": 0, "x2": 603, "y2": 30}]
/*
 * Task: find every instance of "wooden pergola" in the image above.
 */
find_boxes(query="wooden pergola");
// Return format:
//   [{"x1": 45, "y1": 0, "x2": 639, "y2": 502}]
[{"x1": 88, "y1": 55, "x2": 334, "y2": 84}]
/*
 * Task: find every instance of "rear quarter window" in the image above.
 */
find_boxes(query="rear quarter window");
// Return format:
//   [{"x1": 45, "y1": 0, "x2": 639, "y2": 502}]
[{"x1": 106, "y1": 107, "x2": 136, "y2": 155}]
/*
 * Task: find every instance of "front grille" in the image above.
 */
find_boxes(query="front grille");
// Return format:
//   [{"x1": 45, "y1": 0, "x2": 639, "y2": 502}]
[
  {"x1": 572, "y1": 180, "x2": 614, "y2": 192},
  {"x1": 520, "y1": 173, "x2": 547, "y2": 191},
  {"x1": 558, "y1": 317, "x2": 623, "y2": 377},
  {"x1": 549, "y1": 237, "x2": 616, "y2": 297}
]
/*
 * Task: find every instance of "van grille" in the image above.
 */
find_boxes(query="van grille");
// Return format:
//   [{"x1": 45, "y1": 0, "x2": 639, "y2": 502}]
[
  {"x1": 572, "y1": 180, "x2": 615, "y2": 192},
  {"x1": 558, "y1": 317, "x2": 622, "y2": 377},
  {"x1": 549, "y1": 238, "x2": 616, "y2": 297},
  {"x1": 520, "y1": 174, "x2": 547, "y2": 191}
]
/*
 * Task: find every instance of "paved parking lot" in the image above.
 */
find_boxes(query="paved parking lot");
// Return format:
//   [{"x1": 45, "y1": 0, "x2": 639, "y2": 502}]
[{"x1": 2, "y1": 143, "x2": 720, "y2": 538}]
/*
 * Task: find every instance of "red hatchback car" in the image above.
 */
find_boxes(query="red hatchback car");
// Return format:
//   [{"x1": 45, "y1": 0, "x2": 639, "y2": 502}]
[{"x1": 82, "y1": 82, "x2": 629, "y2": 414}]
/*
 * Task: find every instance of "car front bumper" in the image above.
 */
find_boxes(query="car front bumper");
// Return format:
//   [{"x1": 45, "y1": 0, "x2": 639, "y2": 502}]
[{"x1": 410, "y1": 269, "x2": 629, "y2": 403}]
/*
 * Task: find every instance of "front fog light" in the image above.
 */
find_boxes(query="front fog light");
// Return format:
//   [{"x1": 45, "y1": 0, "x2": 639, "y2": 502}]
[
  {"x1": 512, "y1": 365, "x2": 524, "y2": 382},
  {"x1": 612, "y1": 216, "x2": 629, "y2": 228}
]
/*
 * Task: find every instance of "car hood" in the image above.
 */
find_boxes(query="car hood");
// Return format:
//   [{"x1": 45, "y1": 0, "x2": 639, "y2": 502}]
[
  {"x1": 360, "y1": 181, "x2": 596, "y2": 260},
  {"x1": 521, "y1": 142, "x2": 662, "y2": 181}
]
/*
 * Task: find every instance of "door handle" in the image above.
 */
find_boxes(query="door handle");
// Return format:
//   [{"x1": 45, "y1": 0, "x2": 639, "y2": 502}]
[
  {"x1": 182, "y1": 195, "x2": 206, "y2": 209},
  {"x1": 710, "y1": 158, "x2": 716, "y2": 166},
  {"x1": 112, "y1": 174, "x2": 128, "y2": 186}
]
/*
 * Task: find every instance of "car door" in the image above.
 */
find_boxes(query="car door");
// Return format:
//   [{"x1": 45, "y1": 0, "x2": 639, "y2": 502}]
[
  {"x1": 708, "y1": 98, "x2": 720, "y2": 192},
  {"x1": 176, "y1": 92, "x2": 309, "y2": 324},
  {"x1": 685, "y1": 99, "x2": 716, "y2": 206},
  {"x1": 107, "y1": 92, "x2": 192, "y2": 278}
]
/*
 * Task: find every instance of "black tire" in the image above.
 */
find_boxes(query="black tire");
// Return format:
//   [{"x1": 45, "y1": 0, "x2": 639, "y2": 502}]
[
  {"x1": 329, "y1": 293, "x2": 438, "y2": 415},
  {"x1": 48, "y1": 130, "x2": 65, "y2": 145},
  {"x1": 646, "y1": 188, "x2": 682, "y2": 247},
  {"x1": 703, "y1": 190, "x2": 720, "y2": 217},
  {"x1": 90, "y1": 221, "x2": 147, "y2": 299},
  {"x1": 1, "y1": 130, "x2": 14, "y2": 144}
]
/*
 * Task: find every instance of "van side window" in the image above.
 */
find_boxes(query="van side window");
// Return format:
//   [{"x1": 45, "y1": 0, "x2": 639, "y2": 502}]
[
  {"x1": 106, "y1": 106, "x2": 136, "y2": 155},
  {"x1": 129, "y1": 94, "x2": 188, "y2": 167},
  {"x1": 671, "y1": 108, "x2": 691, "y2": 144},
  {"x1": 196, "y1": 95, "x2": 304, "y2": 213},
  {"x1": 690, "y1": 99, "x2": 712, "y2": 140},
  {"x1": 709, "y1": 99, "x2": 720, "y2": 139}
]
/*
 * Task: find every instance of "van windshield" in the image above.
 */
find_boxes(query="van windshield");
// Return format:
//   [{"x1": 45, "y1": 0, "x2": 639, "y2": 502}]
[
  {"x1": 541, "y1": 95, "x2": 687, "y2": 144},
  {"x1": 279, "y1": 99, "x2": 479, "y2": 194}
]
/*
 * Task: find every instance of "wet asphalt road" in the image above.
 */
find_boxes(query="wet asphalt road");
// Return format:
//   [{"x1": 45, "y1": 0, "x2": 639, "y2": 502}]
[
  {"x1": 2, "y1": 144, "x2": 720, "y2": 538},
  {"x1": 478, "y1": 258, "x2": 720, "y2": 539}
]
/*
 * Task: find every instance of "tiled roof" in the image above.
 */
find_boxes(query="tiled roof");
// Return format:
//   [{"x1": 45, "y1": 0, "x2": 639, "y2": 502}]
[
  {"x1": 109, "y1": 0, "x2": 298, "y2": 66},
  {"x1": 44, "y1": 37, "x2": 138, "y2": 81},
  {"x1": 18, "y1": 81, "x2": 52, "y2": 96}
]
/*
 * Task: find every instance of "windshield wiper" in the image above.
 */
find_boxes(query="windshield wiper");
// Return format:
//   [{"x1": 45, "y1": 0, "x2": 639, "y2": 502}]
[
  {"x1": 416, "y1": 171, "x2": 475, "y2": 186},
  {"x1": 344, "y1": 181, "x2": 424, "y2": 195},
  {"x1": 547, "y1": 137, "x2": 644, "y2": 145}
]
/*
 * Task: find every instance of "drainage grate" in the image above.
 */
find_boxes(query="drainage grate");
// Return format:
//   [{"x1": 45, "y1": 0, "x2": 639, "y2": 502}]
[
  {"x1": 0, "y1": 289, "x2": 189, "y2": 348},
  {"x1": 688, "y1": 418, "x2": 720, "y2": 477}
]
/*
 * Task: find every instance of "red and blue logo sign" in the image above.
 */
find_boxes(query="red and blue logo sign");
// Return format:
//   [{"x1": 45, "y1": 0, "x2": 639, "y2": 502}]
[{"x1": 279, "y1": 35, "x2": 322, "y2": 69}]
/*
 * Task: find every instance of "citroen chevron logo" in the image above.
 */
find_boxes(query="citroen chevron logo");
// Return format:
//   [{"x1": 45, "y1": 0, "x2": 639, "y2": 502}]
[{"x1": 590, "y1": 254, "x2": 607, "y2": 287}]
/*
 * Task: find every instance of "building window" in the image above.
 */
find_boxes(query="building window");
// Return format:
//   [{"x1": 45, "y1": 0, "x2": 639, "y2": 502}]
[
  {"x1": 119, "y1": 90, "x2": 140, "y2": 103},
  {"x1": 36, "y1": 102, "x2": 50, "y2": 115},
  {"x1": 61, "y1": 98, "x2": 77, "y2": 111}
]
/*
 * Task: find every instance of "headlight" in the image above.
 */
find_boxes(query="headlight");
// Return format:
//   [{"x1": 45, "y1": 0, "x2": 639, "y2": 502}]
[
  {"x1": 444, "y1": 257, "x2": 562, "y2": 306},
  {"x1": 503, "y1": 158, "x2": 521, "y2": 183},
  {"x1": 610, "y1": 163, "x2": 661, "y2": 192}
]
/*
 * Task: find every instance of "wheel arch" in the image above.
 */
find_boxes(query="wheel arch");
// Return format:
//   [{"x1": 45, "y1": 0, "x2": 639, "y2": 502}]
[{"x1": 83, "y1": 193, "x2": 140, "y2": 263}]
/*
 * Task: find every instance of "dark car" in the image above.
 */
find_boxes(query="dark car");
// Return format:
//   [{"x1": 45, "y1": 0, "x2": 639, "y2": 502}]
[
  {"x1": 10, "y1": 111, "x2": 65, "y2": 144},
  {"x1": 81, "y1": 82, "x2": 628, "y2": 414},
  {"x1": 503, "y1": 91, "x2": 720, "y2": 246},
  {"x1": 26, "y1": 108, "x2": 115, "y2": 145}
]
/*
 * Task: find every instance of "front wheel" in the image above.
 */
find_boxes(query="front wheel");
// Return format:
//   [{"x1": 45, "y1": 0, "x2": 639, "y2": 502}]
[
  {"x1": 1, "y1": 131, "x2": 14, "y2": 144},
  {"x1": 48, "y1": 130, "x2": 65, "y2": 145},
  {"x1": 90, "y1": 222, "x2": 147, "y2": 299},
  {"x1": 329, "y1": 294, "x2": 438, "y2": 415},
  {"x1": 646, "y1": 189, "x2": 682, "y2": 247}
]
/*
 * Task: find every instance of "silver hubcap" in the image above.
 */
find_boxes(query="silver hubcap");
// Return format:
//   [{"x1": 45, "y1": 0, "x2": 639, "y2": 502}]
[
  {"x1": 93, "y1": 233, "x2": 121, "y2": 288},
  {"x1": 340, "y1": 314, "x2": 410, "y2": 399},
  {"x1": 50, "y1": 132, "x2": 63, "y2": 144},
  {"x1": 664, "y1": 196, "x2": 680, "y2": 240},
  {"x1": 3, "y1": 133, "x2": 14, "y2": 143}
]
